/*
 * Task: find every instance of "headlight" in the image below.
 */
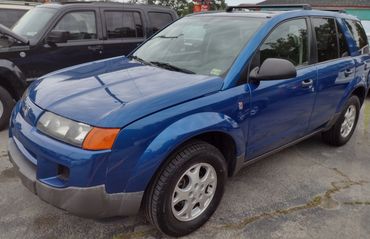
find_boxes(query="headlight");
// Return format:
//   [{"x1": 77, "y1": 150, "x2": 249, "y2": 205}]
[
  {"x1": 37, "y1": 112, "x2": 92, "y2": 147},
  {"x1": 37, "y1": 111, "x2": 120, "y2": 150}
]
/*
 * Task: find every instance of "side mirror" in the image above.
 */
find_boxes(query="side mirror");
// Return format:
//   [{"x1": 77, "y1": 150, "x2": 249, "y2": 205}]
[
  {"x1": 250, "y1": 58, "x2": 297, "y2": 81},
  {"x1": 46, "y1": 30, "x2": 68, "y2": 45}
]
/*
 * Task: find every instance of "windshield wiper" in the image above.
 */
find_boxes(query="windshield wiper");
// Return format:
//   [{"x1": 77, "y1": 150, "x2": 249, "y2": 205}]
[
  {"x1": 129, "y1": 55, "x2": 153, "y2": 66},
  {"x1": 157, "y1": 34, "x2": 183, "y2": 39},
  {"x1": 150, "y1": 61, "x2": 195, "y2": 74}
]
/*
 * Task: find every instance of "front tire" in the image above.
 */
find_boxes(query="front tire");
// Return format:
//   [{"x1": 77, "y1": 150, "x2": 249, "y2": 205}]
[
  {"x1": 322, "y1": 95, "x2": 360, "y2": 146},
  {"x1": 0, "y1": 86, "x2": 15, "y2": 131},
  {"x1": 145, "y1": 140, "x2": 227, "y2": 237}
]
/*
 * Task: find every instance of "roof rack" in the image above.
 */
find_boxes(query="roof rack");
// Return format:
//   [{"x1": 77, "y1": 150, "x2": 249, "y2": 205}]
[
  {"x1": 226, "y1": 4, "x2": 312, "y2": 12},
  {"x1": 0, "y1": 1, "x2": 39, "y2": 6}
]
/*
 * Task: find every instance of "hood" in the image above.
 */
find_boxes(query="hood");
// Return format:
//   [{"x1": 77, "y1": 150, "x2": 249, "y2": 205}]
[
  {"x1": 29, "y1": 56, "x2": 223, "y2": 128},
  {"x1": 0, "y1": 24, "x2": 28, "y2": 44}
]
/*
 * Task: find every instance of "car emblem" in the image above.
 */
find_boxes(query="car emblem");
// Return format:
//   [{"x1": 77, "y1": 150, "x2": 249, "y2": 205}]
[{"x1": 22, "y1": 103, "x2": 31, "y2": 116}]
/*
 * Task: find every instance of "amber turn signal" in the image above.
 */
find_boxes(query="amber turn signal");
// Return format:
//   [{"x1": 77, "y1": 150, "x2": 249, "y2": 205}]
[{"x1": 82, "y1": 127, "x2": 120, "y2": 150}]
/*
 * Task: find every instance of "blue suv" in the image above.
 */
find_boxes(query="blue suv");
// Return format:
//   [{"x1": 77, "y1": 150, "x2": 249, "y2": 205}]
[{"x1": 8, "y1": 5, "x2": 370, "y2": 236}]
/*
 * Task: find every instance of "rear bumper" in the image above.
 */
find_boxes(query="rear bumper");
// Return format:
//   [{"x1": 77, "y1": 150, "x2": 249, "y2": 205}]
[{"x1": 8, "y1": 137, "x2": 144, "y2": 218}]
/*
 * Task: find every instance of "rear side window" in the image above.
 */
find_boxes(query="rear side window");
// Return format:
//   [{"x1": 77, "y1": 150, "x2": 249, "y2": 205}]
[
  {"x1": 312, "y1": 18, "x2": 338, "y2": 62},
  {"x1": 338, "y1": 24, "x2": 349, "y2": 57},
  {"x1": 0, "y1": 9, "x2": 26, "y2": 28},
  {"x1": 105, "y1": 11, "x2": 144, "y2": 39},
  {"x1": 53, "y1": 11, "x2": 97, "y2": 41},
  {"x1": 344, "y1": 19, "x2": 369, "y2": 54},
  {"x1": 259, "y1": 18, "x2": 309, "y2": 67},
  {"x1": 148, "y1": 12, "x2": 173, "y2": 33}
]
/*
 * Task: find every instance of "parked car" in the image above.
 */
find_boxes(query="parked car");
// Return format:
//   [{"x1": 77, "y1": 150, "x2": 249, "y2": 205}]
[
  {"x1": 0, "y1": 2, "x2": 177, "y2": 130},
  {"x1": 0, "y1": 1, "x2": 37, "y2": 28},
  {"x1": 8, "y1": 5, "x2": 370, "y2": 237}
]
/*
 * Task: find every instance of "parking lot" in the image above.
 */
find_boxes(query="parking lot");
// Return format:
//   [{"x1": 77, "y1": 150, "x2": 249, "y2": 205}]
[{"x1": 0, "y1": 96, "x2": 368, "y2": 239}]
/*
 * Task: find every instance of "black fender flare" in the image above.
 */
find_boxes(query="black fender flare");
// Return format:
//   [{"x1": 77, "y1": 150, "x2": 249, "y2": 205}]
[{"x1": 0, "y1": 59, "x2": 27, "y2": 99}]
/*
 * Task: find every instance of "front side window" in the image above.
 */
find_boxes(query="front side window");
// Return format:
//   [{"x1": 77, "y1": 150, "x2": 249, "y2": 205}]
[
  {"x1": 132, "y1": 16, "x2": 265, "y2": 76},
  {"x1": 105, "y1": 11, "x2": 143, "y2": 39},
  {"x1": 148, "y1": 12, "x2": 173, "y2": 33},
  {"x1": 12, "y1": 7, "x2": 57, "y2": 40},
  {"x1": 345, "y1": 19, "x2": 369, "y2": 54},
  {"x1": 312, "y1": 18, "x2": 338, "y2": 62},
  {"x1": 53, "y1": 11, "x2": 97, "y2": 41},
  {"x1": 259, "y1": 18, "x2": 309, "y2": 67}
]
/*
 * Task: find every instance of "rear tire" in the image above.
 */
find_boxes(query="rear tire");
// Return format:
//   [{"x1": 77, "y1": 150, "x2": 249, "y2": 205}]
[
  {"x1": 322, "y1": 95, "x2": 360, "y2": 146},
  {"x1": 145, "y1": 140, "x2": 227, "y2": 237},
  {"x1": 0, "y1": 86, "x2": 14, "y2": 131}
]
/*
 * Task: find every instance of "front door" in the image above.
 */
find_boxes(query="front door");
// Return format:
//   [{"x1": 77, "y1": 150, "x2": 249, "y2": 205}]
[
  {"x1": 34, "y1": 10, "x2": 104, "y2": 76},
  {"x1": 246, "y1": 18, "x2": 317, "y2": 159}
]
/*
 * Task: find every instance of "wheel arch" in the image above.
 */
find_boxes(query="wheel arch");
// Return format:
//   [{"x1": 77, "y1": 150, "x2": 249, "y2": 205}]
[
  {"x1": 336, "y1": 83, "x2": 367, "y2": 114},
  {"x1": 0, "y1": 60, "x2": 27, "y2": 100},
  {"x1": 124, "y1": 112, "x2": 246, "y2": 194},
  {"x1": 351, "y1": 86, "x2": 366, "y2": 105}
]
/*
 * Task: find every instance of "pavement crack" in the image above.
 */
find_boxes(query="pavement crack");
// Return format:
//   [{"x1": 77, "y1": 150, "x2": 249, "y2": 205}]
[
  {"x1": 112, "y1": 228, "x2": 157, "y2": 239},
  {"x1": 218, "y1": 171, "x2": 368, "y2": 231},
  {"x1": 343, "y1": 201, "x2": 370, "y2": 206}
]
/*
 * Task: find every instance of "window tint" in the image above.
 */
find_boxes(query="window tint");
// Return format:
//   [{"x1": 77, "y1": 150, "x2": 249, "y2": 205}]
[
  {"x1": 0, "y1": 9, "x2": 26, "y2": 28},
  {"x1": 345, "y1": 19, "x2": 369, "y2": 54},
  {"x1": 105, "y1": 11, "x2": 143, "y2": 39},
  {"x1": 54, "y1": 11, "x2": 97, "y2": 41},
  {"x1": 259, "y1": 18, "x2": 309, "y2": 67},
  {"x1": 148, "y1": 12, "x2": 173, "y2": 33},
  {"x1": 338, "y1": 24, "x2": 349, "y2": 57},
  {"x1": 312, "y1": 18, "x2": 338, "y2": 62}
]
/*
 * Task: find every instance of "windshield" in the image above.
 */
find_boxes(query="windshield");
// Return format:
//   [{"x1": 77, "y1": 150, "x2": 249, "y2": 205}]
[
  {"x1": 361, "y1": 20, "x2": 370, "y2": 37},
  {"x1": 12, "y1": 7, "x2": 57, "y2": 40},
  {"x1": 133, "y1": 16, "x2": 265, "y2": 76}
]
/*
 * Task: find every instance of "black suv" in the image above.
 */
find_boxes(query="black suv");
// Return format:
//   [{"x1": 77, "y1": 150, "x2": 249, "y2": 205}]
[
  {"x1": 0, "y1": 2, "x2": 177, "y2": 130},
  {"x1": 0, "y1": 1, "x2": 38, "y2": 28}
]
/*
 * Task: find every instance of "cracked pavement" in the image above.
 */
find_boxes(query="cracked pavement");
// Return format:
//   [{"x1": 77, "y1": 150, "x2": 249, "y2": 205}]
[{"x1": 1, "y1": 97, "x2": 370, "y2": 239}]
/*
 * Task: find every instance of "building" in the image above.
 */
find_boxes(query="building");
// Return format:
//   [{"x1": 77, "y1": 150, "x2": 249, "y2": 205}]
[{"x1": 258, "y1": 0, "x2": 370, "y2": 36}]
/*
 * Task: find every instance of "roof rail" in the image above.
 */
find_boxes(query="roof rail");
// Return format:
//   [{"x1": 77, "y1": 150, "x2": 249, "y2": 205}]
[{"x1": 226, "y1": 4, "x2": 312, "y2": 12}]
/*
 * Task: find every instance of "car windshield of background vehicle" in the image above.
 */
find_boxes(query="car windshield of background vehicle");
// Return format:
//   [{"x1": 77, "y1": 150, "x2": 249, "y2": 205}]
[
  {"x1": 0, "y1": 9, "x2": 26, "y2": 28},
  {"x1": 12, "y1": 7, "x2": 57, "y2": 40},
  {"x1": 132, "y1": 16, "x2": 265, "y2": 77}
]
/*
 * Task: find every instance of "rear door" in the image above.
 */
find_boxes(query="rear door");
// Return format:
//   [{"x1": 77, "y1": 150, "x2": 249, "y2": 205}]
[
  {"x1": 147, "y1": 11, "x2": 175, "y2": 36},
  {"x1": 343, "y1": 19, "x2": 370, "y2": 91},
  {"x1": 308, "y1": 17, "x2": 356, "y2": 131},
  {"x1": 100, "y1": 7, "x2": 145, "y2": 58},
  {"x1": 246, "y1": 18, "x2": 318, "y2": 159}
]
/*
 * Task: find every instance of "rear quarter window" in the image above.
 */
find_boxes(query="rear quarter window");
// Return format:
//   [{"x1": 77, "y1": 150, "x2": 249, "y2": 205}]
[
  {"x1": 345, "y1": 19, "x2": 369, "y2": 54},
  {"x1": 148, "y1": 12, "x2": 173, "y2": 33}
]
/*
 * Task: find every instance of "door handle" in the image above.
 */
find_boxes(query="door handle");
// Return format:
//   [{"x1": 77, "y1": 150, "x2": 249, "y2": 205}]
[
  {"x1": 301, "y1": 79, "x2": 313, "y2": 88},
  {"x1": 344, "y1": 69, "x2": 354, "y2": 77},
  {"x1": 88, "y1": 45, "x2": 103, "y2": 51}
]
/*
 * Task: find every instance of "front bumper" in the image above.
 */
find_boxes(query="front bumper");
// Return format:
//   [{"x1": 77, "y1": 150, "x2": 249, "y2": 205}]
[{"x1": 8, "y1": 137, "x2": 144, "y2": 218}]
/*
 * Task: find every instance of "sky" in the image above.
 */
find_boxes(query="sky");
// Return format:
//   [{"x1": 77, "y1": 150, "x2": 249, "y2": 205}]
[{"x1": 225, "y1": 0, "x2": 263, "y2": 6}]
